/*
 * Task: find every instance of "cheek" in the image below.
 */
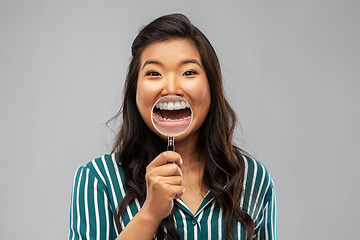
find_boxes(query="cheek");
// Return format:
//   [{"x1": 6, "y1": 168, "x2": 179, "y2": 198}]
[
  {"x1": 199, "y1": 85, "x2": 211, "y2": 103},
  {"x1": 136, "y1": 83, "x2": 150, "y2": 122},
  {"x1": 136, "y1": 81, "x2": 162, "y2": 129},
  {"x1": 186, "y1": 78, "x2": 211, "y2": 104},
  {"x1": 197, "y1": 90, "x2": 211, "y2": 120},
  {"x1": 186, "y1": 80, "x2": 211, "y2": 124}
]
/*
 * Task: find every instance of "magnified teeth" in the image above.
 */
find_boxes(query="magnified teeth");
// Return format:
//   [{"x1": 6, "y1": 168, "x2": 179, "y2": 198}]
[
  {"x1": 154, "y1": 112, "x2": 191, "y2": 121},
  {"x1": 181, "y1": 101, "x2": 186, "y2": 108},
  {"x1": 156, "y1": 100, "x2": 190, "y2": 110},
  {"x1": 174, "y1": 101, "x2": 181, "y2": 110},
  {"x1": 168, "y1": 102, "x2": 174, "y2": 110}
]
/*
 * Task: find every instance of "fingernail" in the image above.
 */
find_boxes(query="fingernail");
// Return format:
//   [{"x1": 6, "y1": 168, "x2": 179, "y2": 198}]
[{"x1": 180, "y1": 157, "x2": 183, "y2": 165}]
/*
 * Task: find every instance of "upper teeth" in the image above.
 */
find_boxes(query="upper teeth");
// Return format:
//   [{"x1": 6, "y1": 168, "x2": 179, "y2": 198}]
[{"x1": 156, "y1": 100, "x2": 190, "y2": 110}]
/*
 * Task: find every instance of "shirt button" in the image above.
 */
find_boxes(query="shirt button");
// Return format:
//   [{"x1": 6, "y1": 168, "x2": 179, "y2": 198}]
[{"x1": 191, "y1": 219, "x2": 197, "y2": 225}]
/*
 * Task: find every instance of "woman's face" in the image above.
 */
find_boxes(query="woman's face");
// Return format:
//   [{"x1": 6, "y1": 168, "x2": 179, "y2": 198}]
[{"x1": 136, "y1": 39, "x2": 211, "y2": 143}]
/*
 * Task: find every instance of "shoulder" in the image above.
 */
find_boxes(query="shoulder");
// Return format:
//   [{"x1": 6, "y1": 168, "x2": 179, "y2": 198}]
[
  {"x1": 241, "y1": 154, "x2": 274, "y2": 191},
  {"x1": 240, "y1": 154, "x2": 276, "y2": 216},
  {"x1": 240, "y1": 155, "x2": 277, "y2": 235},
  {"x1": 75, "y1": 153, "x2": 126, "y2": 190}
]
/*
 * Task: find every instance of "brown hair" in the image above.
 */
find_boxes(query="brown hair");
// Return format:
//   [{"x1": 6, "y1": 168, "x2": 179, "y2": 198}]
[{"x1": 112, "y1": 13, "x2": 254, "y2": 240}]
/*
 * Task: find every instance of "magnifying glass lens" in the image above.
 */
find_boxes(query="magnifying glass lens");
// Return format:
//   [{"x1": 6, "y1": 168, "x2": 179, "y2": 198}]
[{"x1": 151, "y1": 95, "x2": 193, "y2": 150}]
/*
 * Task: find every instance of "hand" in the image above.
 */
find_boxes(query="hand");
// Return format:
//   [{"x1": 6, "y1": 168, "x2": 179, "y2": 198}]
[{"x1": 142, "y1": 151, "x2": 184, "y2": 223}]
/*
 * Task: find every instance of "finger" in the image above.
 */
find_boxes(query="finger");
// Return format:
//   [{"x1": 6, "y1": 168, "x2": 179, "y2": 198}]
[
  {"x1": 162, "y1": 176, "x2": 183, "y2": 186},
  {"x1": 147, "y1": 151, "x2": 182, "y2": 169},
  {"x1": 155, "y1": 162, "x2": 182, "y2": 177},
  {"x1": 173, "y1": 186, "x2": 185, "y2": 199}
]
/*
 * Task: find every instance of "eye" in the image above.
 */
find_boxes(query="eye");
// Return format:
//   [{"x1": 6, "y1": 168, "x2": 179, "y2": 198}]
[
  {"x1": 183, "y1": 70, "x2": 197, "y2": 76},
  {"x1": 146, "y1": 71, "x2": 161, "y2": 76}
]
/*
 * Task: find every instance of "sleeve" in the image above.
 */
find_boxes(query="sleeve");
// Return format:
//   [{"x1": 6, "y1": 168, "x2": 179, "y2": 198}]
[
  {"x1": 254, "y1": 178, "x2": 277, "y2": 240},
  {"x1": 69, "y1": 166, "x2": 117, "y2": 240}
]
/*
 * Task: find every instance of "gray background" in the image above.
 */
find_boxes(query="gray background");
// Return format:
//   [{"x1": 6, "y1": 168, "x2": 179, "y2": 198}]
[{"x1": 1, "y1": 0, "x2": 359, "y2": 239}]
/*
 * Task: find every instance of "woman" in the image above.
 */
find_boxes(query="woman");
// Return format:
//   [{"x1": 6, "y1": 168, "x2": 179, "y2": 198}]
[{"x1": 69, "y1": 13, "x2": 276, "y2": 240}]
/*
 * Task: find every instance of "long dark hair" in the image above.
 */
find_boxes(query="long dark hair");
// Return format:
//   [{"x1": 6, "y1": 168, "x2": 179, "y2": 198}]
[{"x1": 112, "y1": 13, "x2": 255, "y2": 240}]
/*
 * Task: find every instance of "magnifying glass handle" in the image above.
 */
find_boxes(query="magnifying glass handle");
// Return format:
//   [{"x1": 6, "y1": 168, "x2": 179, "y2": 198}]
[{"x1": 167, "y1": 136, "x2": 174, "y2": 151}]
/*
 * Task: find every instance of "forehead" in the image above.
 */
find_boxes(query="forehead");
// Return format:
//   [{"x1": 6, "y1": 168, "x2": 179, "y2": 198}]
[{"x1": 140, "y1": 39, "x2": 201, "y2": 65}]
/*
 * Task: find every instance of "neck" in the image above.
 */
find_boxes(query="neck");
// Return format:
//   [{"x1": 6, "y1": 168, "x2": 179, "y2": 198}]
[
  {"x1": 174, "y1": 132, "x2": 204, "y2": 170},
  {"x1": 174, "y1": 132, "x2": 208, "y2": 201}
]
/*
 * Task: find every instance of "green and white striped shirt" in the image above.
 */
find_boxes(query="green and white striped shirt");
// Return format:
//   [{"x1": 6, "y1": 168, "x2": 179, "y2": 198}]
[{"x1": 69, "y1": 153, "x2": 276, "y2": 240}]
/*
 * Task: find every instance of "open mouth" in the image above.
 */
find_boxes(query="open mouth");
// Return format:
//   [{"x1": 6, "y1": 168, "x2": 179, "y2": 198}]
[
  {"x1": 153, "y1": 100, "x2": 192, "y2": 121},
  {"x1": 151, "y1": 95, "x2": 193, "y2": 136}
]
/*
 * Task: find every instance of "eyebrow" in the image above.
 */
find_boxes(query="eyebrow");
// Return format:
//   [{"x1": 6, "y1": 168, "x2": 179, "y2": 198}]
[
  {"x1": 180, "y1": 59, "x2": 202, "y2": 68},
  {"x1": 141, "y1": 60, "x2": 163, "y2": 70},
  {"x1": 141, "y1": 59, "x2": 202, "y2": 70}
]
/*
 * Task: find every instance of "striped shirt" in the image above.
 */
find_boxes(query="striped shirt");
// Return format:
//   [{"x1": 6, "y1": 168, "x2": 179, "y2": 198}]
[{"x1": 69, "y1": 153, "x2": 276, "y2": 240}]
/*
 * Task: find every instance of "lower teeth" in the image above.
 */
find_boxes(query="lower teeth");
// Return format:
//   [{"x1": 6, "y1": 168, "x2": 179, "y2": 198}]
[{"x1": 155, "y1": 113, "x2": 191, "y2": 121}]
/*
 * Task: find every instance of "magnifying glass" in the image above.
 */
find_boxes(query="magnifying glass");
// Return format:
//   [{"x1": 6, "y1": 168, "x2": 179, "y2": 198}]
[{"x1": 151, "y1": 95, "x2": 193, "y2": 151}]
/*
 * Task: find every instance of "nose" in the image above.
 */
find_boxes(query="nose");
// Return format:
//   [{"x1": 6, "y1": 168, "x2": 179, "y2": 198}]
[{"x1": 161, "y1": 74, "x2": 184, "y2": 96}]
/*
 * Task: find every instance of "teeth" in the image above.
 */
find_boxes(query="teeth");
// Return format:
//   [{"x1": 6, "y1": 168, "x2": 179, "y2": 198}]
[
  {"x1": 156, "y1": 100, "x2": 190, "y2": 110},
  {"x1": 181, "y1": 101, "x2": 186, "y2": 108},
  {"x1": 168, "y1": 102, "x2": 174, "y2": 110},
  {"x1": 155, "y1": 113, "x2": 191, "y2": 121},
  {"x1": 174, "y1": 101, "x2": 181, "y2": 110}
]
